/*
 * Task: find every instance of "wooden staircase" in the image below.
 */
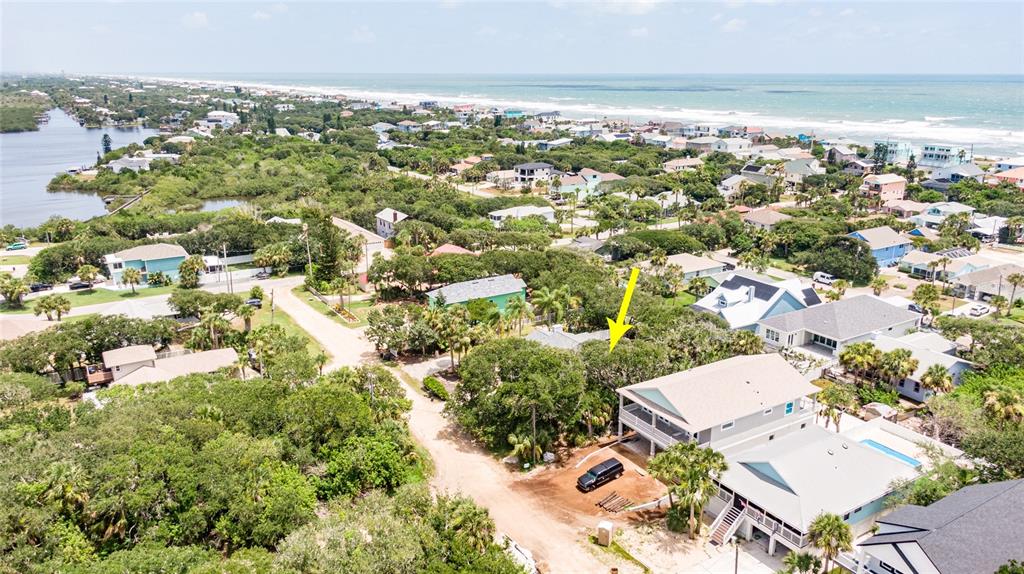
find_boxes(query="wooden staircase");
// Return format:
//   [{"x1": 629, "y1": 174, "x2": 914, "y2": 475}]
[{"x1": 710, "y1": 506, "x2": 742, "y2": 546}]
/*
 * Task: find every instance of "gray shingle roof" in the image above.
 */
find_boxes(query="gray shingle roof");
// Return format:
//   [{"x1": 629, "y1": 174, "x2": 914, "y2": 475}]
[
  {"x1": 759, "y1": 295, "x2": 919, "y2": 341},
  {"x1": 514, "y1": 162, "x2": 553, "y2": 170},
  {"x1": 525, "y1": 327, "x2": 609, "y2": 350},
  {"x1": 864, "y1": 480, "x2": 1024, "y2": 574},
  {"x1": 426, "y1": 274, "x2": 526, "y2": 305}
]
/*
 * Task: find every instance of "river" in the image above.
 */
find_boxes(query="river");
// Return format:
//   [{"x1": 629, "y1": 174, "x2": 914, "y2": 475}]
[{"x1": 0, "y1": 108, "x2": 159, "y2": 227}]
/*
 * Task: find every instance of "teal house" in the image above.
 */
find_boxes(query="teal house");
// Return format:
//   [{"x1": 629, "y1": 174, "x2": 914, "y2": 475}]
[
  {"x1": 103, "y1": 243, "x2": 189, "y2": 286},
  {"x1": 426, "y1": 274, "x2": 527, "y2": 312}
]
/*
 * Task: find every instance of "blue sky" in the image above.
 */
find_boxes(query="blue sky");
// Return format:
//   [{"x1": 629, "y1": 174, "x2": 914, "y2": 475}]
[{"x1": 2, "y1": 1, "x2": 1022, "y2": 75}]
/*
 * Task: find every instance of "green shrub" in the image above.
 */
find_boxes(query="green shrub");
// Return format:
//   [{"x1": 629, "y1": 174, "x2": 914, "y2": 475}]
[
  {"x1": 422, "y1": 376, "x2": 449, "y2": 401},
  {"x1": 857, "y1": 384, "x2": 899, "y2": 407}
]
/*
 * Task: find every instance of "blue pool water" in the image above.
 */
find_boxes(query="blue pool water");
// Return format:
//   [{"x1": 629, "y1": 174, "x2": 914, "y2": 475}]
[{"x1": 861, "y1": 439, "x2": 921, "y2": 467}]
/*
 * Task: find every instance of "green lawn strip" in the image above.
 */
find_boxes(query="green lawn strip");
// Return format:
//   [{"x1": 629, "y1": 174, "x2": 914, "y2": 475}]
[
  {"x1": 1, "y1": 285, "x2": 176, "y2": 315},
  {"x1": 290, "y1": 285, "x2": 374, "y2": 328},
  {"x1": 0, "y1": 255, "x2": 31, "y2": 265},
  {"x1": 666, "y1": 291, "x2": 697, "y2": 308},
  {"x1": 251, "y1": 304, "x2": 326, "y2": 357},
  {"x1": 587, "y1": 535, "x2": 651, "y2": 573}
]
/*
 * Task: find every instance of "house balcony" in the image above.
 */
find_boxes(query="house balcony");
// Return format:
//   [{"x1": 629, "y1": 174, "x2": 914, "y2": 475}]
[{"x1": 620, "y1": 402, "x2": 693, "y2": 450}]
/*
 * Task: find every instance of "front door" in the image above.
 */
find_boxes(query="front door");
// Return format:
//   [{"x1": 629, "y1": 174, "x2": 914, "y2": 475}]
[{"x1": 733, "y1": 494, "x2": 747, "y2": 510}]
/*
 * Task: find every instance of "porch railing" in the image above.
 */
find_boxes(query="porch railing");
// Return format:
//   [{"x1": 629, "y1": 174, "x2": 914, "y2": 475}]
[{"x1": 619, "y1": 409, "x2": 680, "y2": 449}]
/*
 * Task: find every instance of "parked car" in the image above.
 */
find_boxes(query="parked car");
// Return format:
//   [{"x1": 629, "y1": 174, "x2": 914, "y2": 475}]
[
  {"x1": 576, "y1": 458, "x2": 624, "y2": 492},
  {"x1": 5, "y1": 242, "x2": 27, "y2": 251},
  {"x1": 68, "y1": 281, "x2": 91, "y2": 290},
  {"x1": 254, "y1": 270, "x2": 271, "y2": 280},
  {"x1": 969, "y1": 304, "x2": 990, "y2": 317},
  {"x1": 812, "y1": 272, "x2": 836, "y2": 286},
  {"x1": 29, "y1": 283, "x2": 53, "y2": 292},
  {"x1": 244, "y1": 297, "x2": 263, "y2": 308}
]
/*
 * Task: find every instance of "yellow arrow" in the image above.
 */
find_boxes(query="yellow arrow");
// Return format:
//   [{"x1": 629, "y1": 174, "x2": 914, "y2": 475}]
[{"x1": 607, "y1": 267, "x2": 640, "y2": 351}]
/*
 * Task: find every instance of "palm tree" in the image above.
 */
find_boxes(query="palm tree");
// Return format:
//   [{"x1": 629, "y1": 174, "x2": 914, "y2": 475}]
[
  {"x1": 649, "y1": 442, "x2": 727, "y2": 539},
  {"x1": 807, "y1": 512, "x2": 852, "y2": 574},
  {"x1": 912, "y1": 283, "x2": 941, "y2": 316},
  {"x1": 920, "y1": 363, "x2": 953, "y2": 395},
  {"x1": 121, "y1": 267, "x2": 141, "y2": 294},
  {"x1": 870, "y1": 276, "x2": 888, "y2": 296},
  {"x1": 1006, "y1": 272, "x2": 1024, "y2": 317},
  {"x1": 507, "y1": 432, "x2": 542, "y2": 465},
  {"x1": 878, "y1": 348, "x2": 919, "y2": 387},
  {"x1": 990, "y1": 295, "x2": 1009, "y2": 318},
  {"x1": 531, "y1": 287, "x2": 564, "y2": 327},
  {"x1": 730, "y1": 330, "x2": 764, "y2": 355},
  {"x1": 688, "y1": 276, "x2": 711, "y2": 297},
  {"x1": 447, "y1": 497, "x2": 495, "y2": 554},
  {"x1": 983, "y1": 390, "x2": 1024, "y2": 424},
  {"x1": 839, "y1": 341, "x2": 880, "y2": 385},
  {"x1": 0, "y1": 273, "x2": 29, "y2": 308},
  {"x1": 504, "y1": 296, "x2": 530, "y2": 335},
  {"x1": 40, "y1": 461, "x2": 90, "y2": 517},
  {"x1": 817, "y1": 383, "x2": 855, "y2": 432},
  {"x1": 782, "y1": 551, "x2": 822, "y2": 574},
  {"x1": 235, "y1": 303, "x2": 255, "y2": 332},
  {"x1": 76, "y1": 264, "x2": 100, "y2": 290}
]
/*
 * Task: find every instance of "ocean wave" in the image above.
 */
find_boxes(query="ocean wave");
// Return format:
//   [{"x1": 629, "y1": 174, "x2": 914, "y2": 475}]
[
  {"x1": 925, "y1": 116, "x2": 966, "y2": 122},
  {"x1": 132, "y1": 74, "x2": 1024, "y2": 155}
]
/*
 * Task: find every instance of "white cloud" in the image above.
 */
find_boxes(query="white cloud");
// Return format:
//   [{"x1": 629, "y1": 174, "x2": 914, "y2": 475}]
[
  {"x1": 440, "y1": 0, "x2": 461, "y2": 9},
  {"x1": 270, "y1": 2, "x2": 288, "y2": 13},
  {"x1": 475, "y1": 25, "x2": 498, "y2": 37},
  {"x1": 90, "y1": 24, "x2": 110, "y2": 34},
  {"x1": 720, "y1": 18, "x2": 747, "y2": 33},
  {"x1": 628, "y1": 26, "x2": 649, "y2": 38},
  {"x1": 839, "y1": 8, "x2": 855, "y2": 17},
  {"x1": 711, "y1": 12, "x2": 723, "y2": 22},
  {"x1": 180, "y1": 11, "x2": 209, "y2": 30},
  {"x1": 348, "y1": 25, "x2": 376, "y2": 44},
  {"x1": 596, "y1": 0, "x2": 663, "y2": 15},
  {"x1": 251, "y1": 10, "x2": 271, "y2": 21}
]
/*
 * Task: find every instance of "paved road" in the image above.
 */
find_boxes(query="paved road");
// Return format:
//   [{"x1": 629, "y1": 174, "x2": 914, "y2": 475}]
[{"x1": 265, "y1": 276, "x2": 377, "y2": 369}]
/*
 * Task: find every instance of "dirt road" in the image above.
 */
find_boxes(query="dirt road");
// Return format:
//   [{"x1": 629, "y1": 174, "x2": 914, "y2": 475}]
[{"x1": 394, "y1": 366, "x2": 635, "y2": 574}]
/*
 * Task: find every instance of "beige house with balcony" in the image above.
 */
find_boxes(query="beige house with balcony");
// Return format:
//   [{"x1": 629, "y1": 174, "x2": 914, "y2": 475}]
[{"x1": 616, "y1": 354, "x2": 819, "y2": 456}]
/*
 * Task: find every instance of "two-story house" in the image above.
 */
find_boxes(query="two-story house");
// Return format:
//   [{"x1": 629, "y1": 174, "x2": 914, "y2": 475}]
[
  {"x1": 918, "y1": 144, "x2": 971, "y2": 169},
  {"x1": 909, "y1": 202, "x2": 975, "y2": 229},
  {"x1": 513, "y1": 162, "x2": 554, "y2": 186},
  {"x1": 848, "y1": 226, "x2": 914, "y2": 267},
  {"x1": 616, "y1": 354, "x2": 820, "y2": 455},
  {"x1": 859, "y1": 174, "x2": 908, "y2": 203},
  {"x1": 375, "y1": 208, "x2": 408, "y2": 239},
  {"x1": 487, "y1": 205, "x2": 556, "y2": 228},
  {"x1": 693, "y1": 274, "x2": 822, "y2": 330},
  {"x1": 103, "y1": 243, "x2": 189, "y2": 286}
]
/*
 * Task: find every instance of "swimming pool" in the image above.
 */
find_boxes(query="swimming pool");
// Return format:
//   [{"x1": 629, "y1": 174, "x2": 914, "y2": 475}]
[{"x1": 860, "y1": 439, "x2": 922, "y2": 467}]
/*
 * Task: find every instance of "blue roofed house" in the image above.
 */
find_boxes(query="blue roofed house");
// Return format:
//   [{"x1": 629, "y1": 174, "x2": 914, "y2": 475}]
[
  {"x1": 692, "y1": 274, "x2": 822, "y2": 330},
  {"x1": 426, "y1": 274, "x2": 527, "y2": 312},
  {"x1": 847, "y1": 226, "x2": 914, "y2": 267},
  {"x1": 103, "y1": 243, "x2": 189, "y2": 287}
]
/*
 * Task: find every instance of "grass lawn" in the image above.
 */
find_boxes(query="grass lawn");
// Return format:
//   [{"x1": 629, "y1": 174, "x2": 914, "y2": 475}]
[
  {"x1": 768, "y1": 257, "x2": 804, "y2": 275},
  {"x1": 251, "y1": 305, "x2": 326, "y2": 357},
  {"x1": 291, "y1": 285, "x2": 375, "y2": 328},
  {"x1": 666, "y1": 291, "x2": 698, "y2": 308},
  {"x1": 1, "y1": 285, "x2": 176, "y2": 315},
  {"x1": 0, "y1": 255, "x2": 31, "y2": 265}
]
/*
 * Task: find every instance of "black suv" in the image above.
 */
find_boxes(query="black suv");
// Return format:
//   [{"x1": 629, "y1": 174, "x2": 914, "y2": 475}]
[
  {"x1": 30, "y1": 283, "x2": 53, "y2": 292},
  {"x1": 576, "y1": 458, "x2": 624, "y2": 492}
]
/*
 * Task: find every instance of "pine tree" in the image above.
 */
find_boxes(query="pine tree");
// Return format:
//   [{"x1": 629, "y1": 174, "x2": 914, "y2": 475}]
[{"x1": 101, "y1": 134, "x2": 112, "y2": 154}]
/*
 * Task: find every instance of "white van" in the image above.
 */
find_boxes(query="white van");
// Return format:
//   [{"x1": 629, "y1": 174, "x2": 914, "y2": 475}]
[{"x1": 813, "y1": 272, "x2": 836, "y2": 286}]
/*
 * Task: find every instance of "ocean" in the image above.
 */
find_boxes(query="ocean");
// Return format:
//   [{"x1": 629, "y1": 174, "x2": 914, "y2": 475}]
[{"x1": 161, "y1": 73, "x2": 1024, "y2": 156}]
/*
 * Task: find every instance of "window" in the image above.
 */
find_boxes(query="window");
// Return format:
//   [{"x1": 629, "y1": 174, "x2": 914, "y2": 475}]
[
  {"x1": 879, "y1": 562, "x2": 903, "y2": 574},
  {"x1": 113, "y1": 262, "x2": 123, "y2": 270},
  {"x1": 914, "y1": 382, "x2": 921, "y2": 393},
  {"x1": 800, "y1": 423, "x2": 807, "y2": 429},
  {"x1": 843, "y1": 512, "x2": 850, "y2": 520},
  {"x1": 763, "y1": 408, "x2": 773, "y2": 416},
  {"x1": 784, "y1": 402, "x2": 794, "y2": 416},
  {"x1": 769, "y1": 434, "x2": 775, "y2": 441},
  {"x1": 721, "y1": 421, "x2": 735, "y2": 431},
  {"x1": 765, "y1": 329, "x2": 780, "y2": 343}
]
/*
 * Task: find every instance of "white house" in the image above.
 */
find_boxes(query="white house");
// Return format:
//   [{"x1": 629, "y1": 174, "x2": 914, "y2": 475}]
[
  {"x1": 375, "y1": 208, "x2": 408, "y2": 239},
  {"x1": 513, "y1": 162, "x2": 555, "y2": 186},
  {"x1": 487, "y1": 205, "x2": 556, "y2": 228}
]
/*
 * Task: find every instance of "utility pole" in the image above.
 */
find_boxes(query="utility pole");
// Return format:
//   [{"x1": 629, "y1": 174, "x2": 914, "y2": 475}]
[
  {"x1": 302, "y1": 223, "x2": 312, "y2": 271},
  {"x1": 270, "y1": 289, "x2": 275, "y2": 325}
]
